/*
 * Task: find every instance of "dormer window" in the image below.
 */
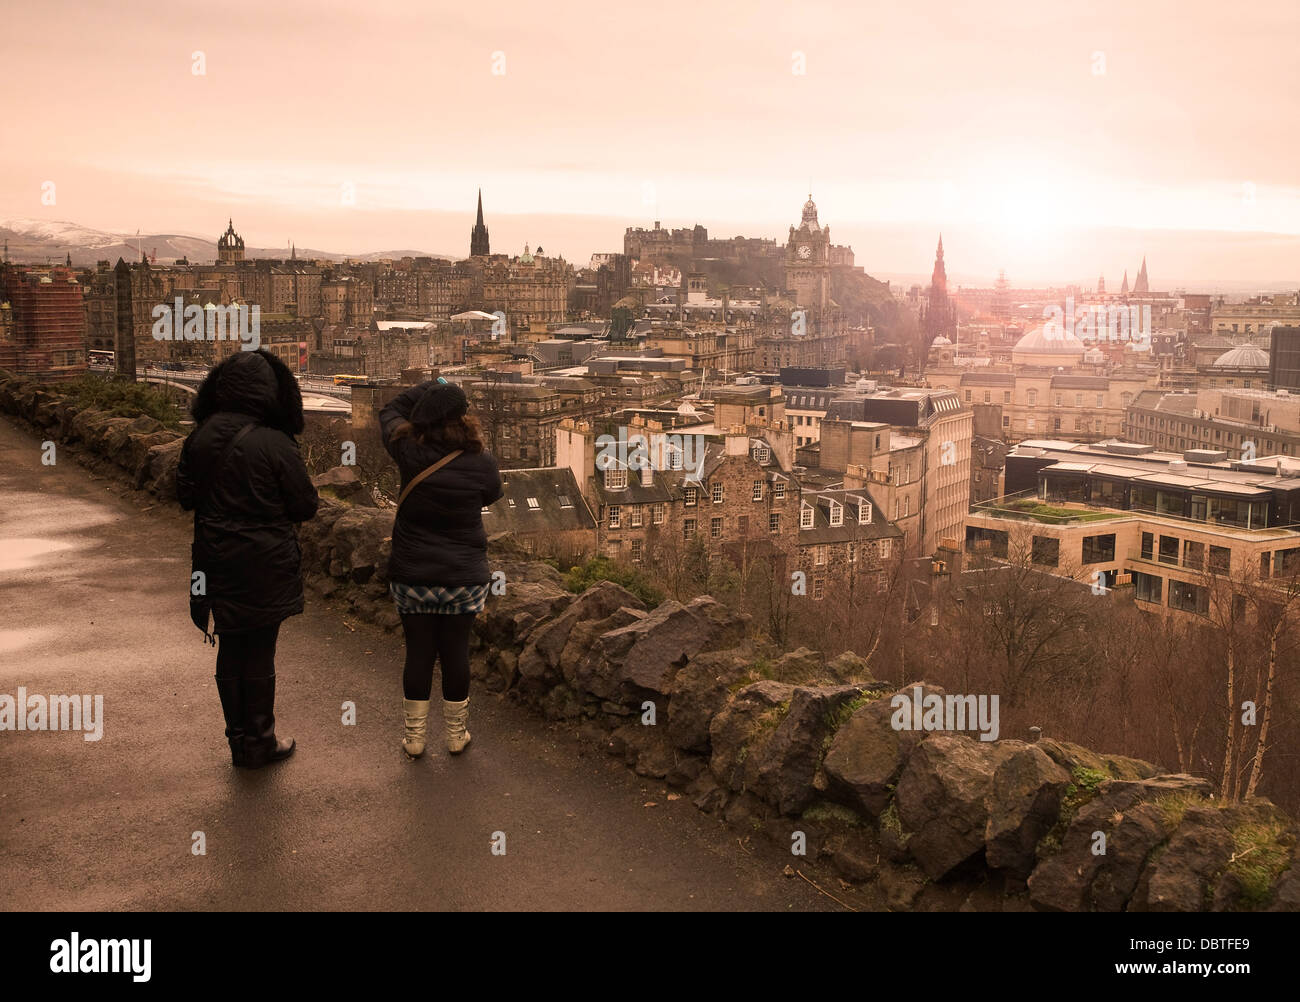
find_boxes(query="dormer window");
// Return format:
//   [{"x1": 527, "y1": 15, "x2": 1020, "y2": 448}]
[
  {"x1": 668, "y1": 448, "x2": 683, "y2": 470},
  {"x1": 829, "y1": 500, "x2": 843, "y2": 527},
  {"x1": 604, "y1": 466, "x2": 628, "y2": 490},
  {"x1": 800, "y1": 503, "x2": 814, "y2": 530},
  {"x1": 858, "y1": 499, "x2": 871, "y2": 524}
]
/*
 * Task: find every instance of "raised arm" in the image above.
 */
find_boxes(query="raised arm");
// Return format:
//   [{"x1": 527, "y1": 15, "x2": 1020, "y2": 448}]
[{"x1": 378, "y1": 382, "x2": 434, "y2": 458}]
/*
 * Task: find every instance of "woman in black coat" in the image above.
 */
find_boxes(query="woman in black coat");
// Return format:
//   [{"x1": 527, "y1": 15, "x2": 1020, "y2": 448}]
[
  {"x1": 379, "y1": 381, "x2": 502, "y2": 758},
  {"x1": 177, "y1": 349, "x2": 320, "y2": 768}
]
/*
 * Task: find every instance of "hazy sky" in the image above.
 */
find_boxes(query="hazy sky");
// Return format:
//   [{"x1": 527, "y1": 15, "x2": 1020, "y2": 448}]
[{"x1": 2, "y1": 0, "x2": 1297, "y2": 286}]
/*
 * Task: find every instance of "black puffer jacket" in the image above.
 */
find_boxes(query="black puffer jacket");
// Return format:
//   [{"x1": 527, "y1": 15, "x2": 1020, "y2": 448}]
[
  {"x1": 380, "y1": 383, "x2": 503, "y2": 587},
  {"x1": 177, "y1": 350, "x2": 320, "y2": 635}
]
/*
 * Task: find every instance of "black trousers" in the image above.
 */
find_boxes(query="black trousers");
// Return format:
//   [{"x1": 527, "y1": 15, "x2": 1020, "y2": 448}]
[
  {"x1": 213, "y1": 623, "x2": 285, "y2": 762},
  {"x1": 215, "y1": 623, "x2": 281, "y2": 680},
  {"x1": 400, "y1": 613, "x2": 474, "y2": 702}
]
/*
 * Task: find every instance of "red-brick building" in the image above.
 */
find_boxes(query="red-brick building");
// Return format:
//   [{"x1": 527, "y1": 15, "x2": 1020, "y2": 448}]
[{"x1": 0, "y1": 263, "x2": 88, "y2": 380}]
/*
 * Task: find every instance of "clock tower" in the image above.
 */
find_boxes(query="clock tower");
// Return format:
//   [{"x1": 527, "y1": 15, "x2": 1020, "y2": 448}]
[{"x1": 785, "y1": 194, "x2": 831, "y2": 309}]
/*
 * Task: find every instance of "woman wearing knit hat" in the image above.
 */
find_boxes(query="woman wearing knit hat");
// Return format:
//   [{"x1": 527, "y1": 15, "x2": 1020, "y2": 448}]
[{"x1": 380, "y1": 380, "x2": 503, "y2": 757}]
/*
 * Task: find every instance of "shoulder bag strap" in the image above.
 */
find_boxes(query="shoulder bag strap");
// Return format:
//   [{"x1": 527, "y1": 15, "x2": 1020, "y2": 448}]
[{"x1": 396, "y1": 449, "x2": 464, "y2": 511}]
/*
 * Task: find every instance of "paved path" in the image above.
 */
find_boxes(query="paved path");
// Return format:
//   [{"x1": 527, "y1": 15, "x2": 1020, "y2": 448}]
[{"x1": 0, "y1": 416, "x2": 877, "y2": 911}]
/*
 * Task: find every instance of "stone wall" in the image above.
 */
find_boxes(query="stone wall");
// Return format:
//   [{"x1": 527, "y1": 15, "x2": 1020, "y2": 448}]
[
  {"x1": 0, "y1": 371, "x2": 186, "y2": 500},
  {"x1": 4, "y1": 368, "x2": 1298, "y2": 912}
]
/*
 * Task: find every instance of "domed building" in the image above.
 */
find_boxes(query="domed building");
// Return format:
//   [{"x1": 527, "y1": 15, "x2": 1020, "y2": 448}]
[
  {"x1": 1213, "y1": 344, "x2": 1269, "y2": 369},
  {"x1": 1203, "y1": 342, "x2": 1270, "y2": 388},
  {"x1": 928, "y1": 334, "x2": 954, "y2": 366},
  {"x1": 1011, "y1": 324, "x2": 1085, "y2": 368}
]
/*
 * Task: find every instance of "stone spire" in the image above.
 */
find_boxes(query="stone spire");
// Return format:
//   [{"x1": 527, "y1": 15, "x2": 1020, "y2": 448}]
[
  {"x1": 930, "y1": 234, "x2": 947, "y2": 296},
  {"x1": 1134, "y1": 256, "x2": 1149, "y2": 294},
  {"x1": 1120, "y1": 269, "x2": 1129, "y2": 295},
  {"x1": 470, "y1": 188, "x2": 490, "y2": 257},
  {"x1": 923, "y1": 234, "x2": 954, "y2": 341}
]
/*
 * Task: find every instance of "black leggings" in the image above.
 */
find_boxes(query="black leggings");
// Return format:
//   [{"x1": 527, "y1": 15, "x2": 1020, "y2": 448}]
[
  {"x1": 401, "y1": 613, "x2": 474, "y2": 702},
  {"x1": 216, "y1": 623, "x2": 280, "y2": 679}
]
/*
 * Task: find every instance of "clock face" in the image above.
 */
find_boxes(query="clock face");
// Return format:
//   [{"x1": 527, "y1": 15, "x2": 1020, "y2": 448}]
[{"x1": 797, "y1": 244, "x2": 812, "y2": 259}]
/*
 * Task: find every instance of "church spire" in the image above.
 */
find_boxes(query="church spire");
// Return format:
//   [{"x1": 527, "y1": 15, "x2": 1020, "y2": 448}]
[
  {"x1": 930, "y1": 234, "x2": 947, "y2": 294},
  {"x1": 1134, "y1": 256, "x2": 1149, "y2": 294},
  {"x1": 470, "y1": 188, "x2": 490, "y2": 257}
]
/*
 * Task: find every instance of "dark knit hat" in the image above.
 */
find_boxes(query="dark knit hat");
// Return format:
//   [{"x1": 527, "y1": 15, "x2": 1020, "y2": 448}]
[{"x1": 410, "y1": 381, "x2": 469, "y2": 427}]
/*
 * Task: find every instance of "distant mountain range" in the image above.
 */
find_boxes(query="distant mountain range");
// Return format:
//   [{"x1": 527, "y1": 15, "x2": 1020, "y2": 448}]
[{"x1": 0, "y1": 218, "x2": 455, "y2": 268}]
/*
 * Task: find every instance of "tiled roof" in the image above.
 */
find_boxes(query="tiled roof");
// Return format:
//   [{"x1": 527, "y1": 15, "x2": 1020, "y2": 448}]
[
  {"x1": 795, "y1": 487, "x2": 903, "y2": 545},
  {"x1": 484, "y1": 467, "x2": 596, "y2": 533}
]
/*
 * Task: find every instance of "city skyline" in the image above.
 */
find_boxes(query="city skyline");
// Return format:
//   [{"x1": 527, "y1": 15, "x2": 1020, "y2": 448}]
[{"x1": 1, "y1": 0, "x2": 1297, "y2": 287}]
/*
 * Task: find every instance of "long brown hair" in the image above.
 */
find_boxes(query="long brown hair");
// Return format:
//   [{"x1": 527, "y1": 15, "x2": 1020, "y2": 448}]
[{"x1": 390, "y1": 412, "x2": 485, "y2": 454}]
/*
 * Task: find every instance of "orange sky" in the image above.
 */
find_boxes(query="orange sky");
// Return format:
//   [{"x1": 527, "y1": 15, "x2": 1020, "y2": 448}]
[{"x1": 2, "y1": 0, "x2": 1297, "y2": 286}]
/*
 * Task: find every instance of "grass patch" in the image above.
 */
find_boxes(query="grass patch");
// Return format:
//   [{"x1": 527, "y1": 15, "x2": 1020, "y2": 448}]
[
  {"x1": 802, "y1": 801, "x2": 863, "y2": 827},
  {"x1": 1155, "y1": 790, "x2": 1211, "y2": 830},
  {"x1": 729, "y1": 657, "x2": 775, "y2": 692},
  {"x1": 824, "y1": 691, "x2": 874, "y2": 733},
  {"x1": 563, "y1": 555, "x2": 663, "y2": 608},
  {"x1": 993, "y1": 500, "x2": 1124, "y2": 524},
  {"x1": 1226, "y1": 818, "x2": 1292, "y2": 910},
  {"x1": 1038, "y1": 766, "x2": 1111, "y2": 857},
  {"x1": 1149, "y1": 794, "x2": 1291, "y2": 909},
  {"x1": 819, "y1": 690, "x2": 877, "y2": 754},
  {"x1": 879, "y1": 802, "x2": 910, "y2": 845}
]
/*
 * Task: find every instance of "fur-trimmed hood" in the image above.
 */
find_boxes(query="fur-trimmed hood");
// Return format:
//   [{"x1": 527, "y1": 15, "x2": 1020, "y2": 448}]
[{"x1": 191, "y1": 349, "x2": 305, "y2": 435}]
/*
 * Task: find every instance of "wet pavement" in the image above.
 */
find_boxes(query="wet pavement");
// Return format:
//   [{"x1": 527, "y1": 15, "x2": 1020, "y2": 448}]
[{"x1": 0, "y1": 416, "x2": 875, "y2": 911}]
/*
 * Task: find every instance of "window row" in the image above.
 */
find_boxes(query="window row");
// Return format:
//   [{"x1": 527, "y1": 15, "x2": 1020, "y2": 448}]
[{"x1": 606, "y1": 503, "x2": 666, "y2": 529}]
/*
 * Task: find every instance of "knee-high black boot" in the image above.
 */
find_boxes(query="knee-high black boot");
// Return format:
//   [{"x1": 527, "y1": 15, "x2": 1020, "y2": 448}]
[
  {"x1": 214, "y1": 675, "x2": 246, "y2": 767},
  {"x1": 242, "y1": 674, "x2": 295, "y2": 768}
]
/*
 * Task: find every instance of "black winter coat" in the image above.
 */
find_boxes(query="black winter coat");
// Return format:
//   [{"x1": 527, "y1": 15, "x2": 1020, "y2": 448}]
[
  {"x1": 380, "y1": 383, "x2": 503, "y2": 587},
  {"x1": 177, "y1": 351, "x2": 320, "y2": 635}
]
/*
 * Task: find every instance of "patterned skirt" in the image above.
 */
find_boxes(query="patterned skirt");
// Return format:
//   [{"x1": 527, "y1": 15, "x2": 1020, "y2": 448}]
[{"x1": 389, "y1": 581, "x2": 490, "y2": 615}]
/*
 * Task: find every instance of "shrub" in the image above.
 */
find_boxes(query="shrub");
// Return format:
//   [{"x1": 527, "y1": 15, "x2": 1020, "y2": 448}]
[
  {"x1": 563, "y1": 555, "x2": 664, "y2": 607},
  {"x1": 59, "y1": 374, "x2": 183, "y2": 425}
]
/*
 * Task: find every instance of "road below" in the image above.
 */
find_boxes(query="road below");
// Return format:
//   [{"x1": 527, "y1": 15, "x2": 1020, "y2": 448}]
[{"x1": 0, "y1": 415, "x2": 877, "y2": 911}]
